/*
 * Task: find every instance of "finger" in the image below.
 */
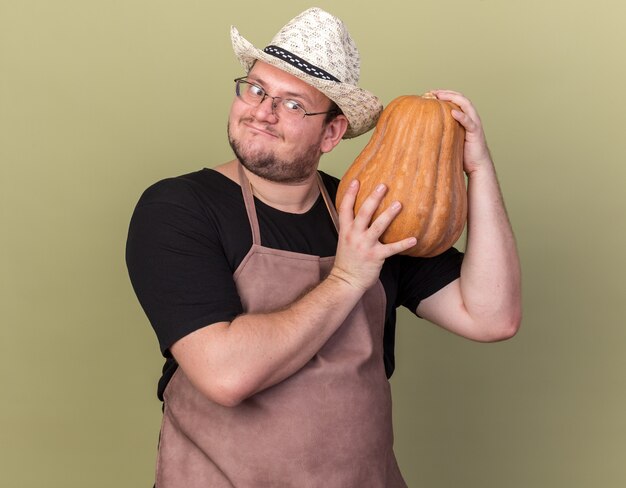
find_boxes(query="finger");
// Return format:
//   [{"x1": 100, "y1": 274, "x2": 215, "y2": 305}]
[
  {"x1": 430, "y1": 89, "x2": 463, "y2": 98},
  {"x1": 380, "y1": 236, "x2": 418, "y2": 258},
  {"x1": 450, "y1": 108, "x2": 479, "y2": 133},
  {"x1": 352, "y1": 183, "x2": 388, "y2": 230},
  {"x1": 338, "y1": 179, "x2": 359, "y2": 224},
  {"x1": 430, "y1": 89, "x2": 467, "y2": 103},
  {"x1": 366, "y1": 200, "x2": 402, "y2": 239},
  {"x1": 430, "y1": 89, "x2": 481, "y2": 123}
]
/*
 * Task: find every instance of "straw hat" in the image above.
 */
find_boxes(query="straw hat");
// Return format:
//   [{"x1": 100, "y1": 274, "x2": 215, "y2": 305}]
[{"x1": 230, "y1": 7, "x2": 382, "y2": 139}]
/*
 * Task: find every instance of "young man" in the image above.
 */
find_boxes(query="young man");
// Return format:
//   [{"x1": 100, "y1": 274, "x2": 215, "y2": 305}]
[{"x1": 126, "y1": 7, "x2": 521, "y2": 487}]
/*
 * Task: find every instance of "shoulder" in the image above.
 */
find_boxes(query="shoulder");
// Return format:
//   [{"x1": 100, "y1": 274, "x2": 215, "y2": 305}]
[
  {"x1": 131, "y1": 168, "x2": 249, "y2": 232},
  {"x1": 127, "y1": 167, "x2": 253, "y2": 272},
  {"x1": 137, "y1": 168, "x2": 239, "y2": 209},
  {"x1": 128, "y1": 167, "x2": 248, "y2": 251}
]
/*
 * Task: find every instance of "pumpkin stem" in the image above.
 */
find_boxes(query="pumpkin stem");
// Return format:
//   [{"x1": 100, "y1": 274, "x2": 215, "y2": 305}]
[{"x1": 422, "y1": 92, "x2": 437, "y2": 99}]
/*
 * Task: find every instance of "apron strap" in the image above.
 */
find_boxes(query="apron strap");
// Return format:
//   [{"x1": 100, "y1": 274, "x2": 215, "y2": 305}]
[
  {"x1": 237, "y1": 162, "x2": 262, "y2": 246},
  {"x1": 317, "y1": 173, "x2": 340, "y2": 232}
]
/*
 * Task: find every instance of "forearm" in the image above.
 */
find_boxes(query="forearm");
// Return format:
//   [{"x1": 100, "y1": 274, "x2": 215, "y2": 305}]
[
  {"x1": 460, "y1": 161, "x2": 522, "y2": 333},
  {"x1": 172, "y1": 272, "x2": 365, "y2": 406}
]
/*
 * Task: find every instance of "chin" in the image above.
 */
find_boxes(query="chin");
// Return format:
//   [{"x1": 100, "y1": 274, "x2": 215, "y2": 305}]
[{"x1": 227, "y1": 118, "x2": 322, "y2": 184}]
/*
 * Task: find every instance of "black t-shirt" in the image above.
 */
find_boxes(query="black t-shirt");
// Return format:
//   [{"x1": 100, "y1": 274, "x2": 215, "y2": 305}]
[{"x1": 126, "y1": 168, "x2": 463, "y2": 399}]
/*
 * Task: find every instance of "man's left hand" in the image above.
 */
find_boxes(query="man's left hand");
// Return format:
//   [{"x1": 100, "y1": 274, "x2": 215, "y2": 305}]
[{"x1": 430, "y1": 89, "x2": 492, "y2": 176}]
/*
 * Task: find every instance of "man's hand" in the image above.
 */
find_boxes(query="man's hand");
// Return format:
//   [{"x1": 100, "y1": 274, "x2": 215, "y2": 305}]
[
  {"x1": 431, "y1": 89, "x2": 493, "y2": 175},
  {"x1": 330, "y1": 179, "x2": 417, "y2": 292}
]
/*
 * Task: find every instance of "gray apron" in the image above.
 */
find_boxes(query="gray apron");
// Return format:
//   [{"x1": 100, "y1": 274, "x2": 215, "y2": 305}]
[{"x1": 155, "y1": 163, "x2": 407, "y2": 487}]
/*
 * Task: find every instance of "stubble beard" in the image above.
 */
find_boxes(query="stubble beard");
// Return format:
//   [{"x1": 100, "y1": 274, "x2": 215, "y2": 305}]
[{"x1": 227, "y1": 119, "x2": 323, "y2": 184}]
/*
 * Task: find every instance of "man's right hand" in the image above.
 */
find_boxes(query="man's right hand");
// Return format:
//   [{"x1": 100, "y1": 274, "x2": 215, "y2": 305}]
[{"x1": 330, "y1": 179, "x2": 418, "y2": 292}]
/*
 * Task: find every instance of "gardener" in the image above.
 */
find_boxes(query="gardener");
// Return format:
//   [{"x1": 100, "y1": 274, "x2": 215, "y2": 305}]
[{"x1": 126, "y1": 7, "x2": 521, "y2": 487}]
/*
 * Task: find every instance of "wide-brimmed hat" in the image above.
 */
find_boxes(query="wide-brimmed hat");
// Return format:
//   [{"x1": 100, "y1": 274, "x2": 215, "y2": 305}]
[{"x1": 230, "y1": 7, "x2": 382, "y2": 139}]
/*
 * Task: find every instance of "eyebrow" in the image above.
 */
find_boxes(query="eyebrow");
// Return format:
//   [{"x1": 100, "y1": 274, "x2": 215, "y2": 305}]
[{"x1": 247, "y1": 75, "x2": 315, "y2": 107}]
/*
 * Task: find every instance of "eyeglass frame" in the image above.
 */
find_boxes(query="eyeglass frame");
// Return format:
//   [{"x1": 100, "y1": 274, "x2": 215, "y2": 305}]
[{"x1": 233, "y1": 77, "x2": 339, "y2": 119}]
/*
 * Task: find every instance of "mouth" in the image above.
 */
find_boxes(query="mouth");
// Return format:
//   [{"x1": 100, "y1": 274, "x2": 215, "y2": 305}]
[{"x1": 242, "y1": 121, "x2": 280, "y2": 139}]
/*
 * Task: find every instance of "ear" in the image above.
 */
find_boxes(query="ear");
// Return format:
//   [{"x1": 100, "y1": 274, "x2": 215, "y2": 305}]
[{"x1": 320, "y1": 115, "x2": 349, "y2": 153}]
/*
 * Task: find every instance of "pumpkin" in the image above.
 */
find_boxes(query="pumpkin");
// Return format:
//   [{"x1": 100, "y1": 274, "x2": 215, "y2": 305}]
[{"x1": 335, "y1": 93, "x2": 467, "y2": 257}]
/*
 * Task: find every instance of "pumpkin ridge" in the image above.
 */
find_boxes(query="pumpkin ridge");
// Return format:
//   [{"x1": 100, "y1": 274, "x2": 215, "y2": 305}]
[
  {"x1": 416, "y1": 104, "x2": 445, "y2": 254},
  {"x1": 336, "y1": 108, "x2": 390, "y2": 214},
  {"x1": 365, "y1": 98, "x2": 407, "y2": 224},
  {"x1": 355, "y1": 109, "x2": 392, "y2": 213},
  {"x1": 428, "y1": 100, "x2": 455, "y2": 255},
  {"x1": 386, "y1": 99, "x2": 423, "y2": 242},
  {"x1": 425, "y1": 101, "x2": 467, "y2": 256},
  {"x1": 411, "y1": 99, "x2": 441, "y2": 249}
]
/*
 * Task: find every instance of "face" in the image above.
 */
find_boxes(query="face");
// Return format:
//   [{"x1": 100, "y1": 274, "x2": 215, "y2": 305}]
[{"x1": 227, "y1": 61, "x2": 345, "y2": 184}]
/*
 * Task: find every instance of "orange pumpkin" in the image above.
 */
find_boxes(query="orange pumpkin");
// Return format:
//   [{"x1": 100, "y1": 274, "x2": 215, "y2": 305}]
[{"x1": 335, "y1": 93, "x2": 467, "y2": 257}]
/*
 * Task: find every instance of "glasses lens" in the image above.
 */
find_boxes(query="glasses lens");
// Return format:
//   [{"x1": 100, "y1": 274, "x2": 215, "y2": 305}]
[
  {"x1": 237, "y1": 80, "x2": 264, "y2": 106},
  {"x1": 280, "y1": 99, "x2": 306, "y2": 119}
]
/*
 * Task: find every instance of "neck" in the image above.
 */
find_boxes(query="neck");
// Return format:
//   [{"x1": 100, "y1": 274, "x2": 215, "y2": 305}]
[
  {"x1": 217, "y1": 160, "x2": 321, "y2": 214},
  {"x1": 247, "y1": 170, "x2": 321, "y2": 214}
]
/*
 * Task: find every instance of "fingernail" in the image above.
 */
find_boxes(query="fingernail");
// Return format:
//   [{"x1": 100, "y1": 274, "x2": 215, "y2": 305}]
[
  {"x1": 350, "y1": 179, "x2": 359, "y2": 188},
  {"x1": 376, "y1": 183, "x2": 386, "y2": 192},
  {"x1": 391, "y1": 201, "x2": 401, "y2": 210}
]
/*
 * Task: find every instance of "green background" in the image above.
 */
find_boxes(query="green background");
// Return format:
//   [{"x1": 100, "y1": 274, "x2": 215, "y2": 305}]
[{"x1": 2, "y1": 1, "x2": 625, "y2": 486}]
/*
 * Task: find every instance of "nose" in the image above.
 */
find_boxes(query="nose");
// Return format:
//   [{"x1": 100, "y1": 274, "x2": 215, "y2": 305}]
[{"x1": 251, "y1": 95, "x2": 279, "y2": 122}]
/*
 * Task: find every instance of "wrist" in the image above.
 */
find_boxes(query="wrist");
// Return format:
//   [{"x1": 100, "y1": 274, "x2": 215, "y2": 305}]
[
  {"x1": 327, "y1": 267, "x2": 369, "y2": 295},
  {"x1": 466, "y1": 158, "x2": 496, "y2": 179}
]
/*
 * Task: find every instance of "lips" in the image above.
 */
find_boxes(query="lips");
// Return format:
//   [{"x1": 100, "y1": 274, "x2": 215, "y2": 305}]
[{"x1": 242, "y1": 120, "x2": 280, "y2": 139}]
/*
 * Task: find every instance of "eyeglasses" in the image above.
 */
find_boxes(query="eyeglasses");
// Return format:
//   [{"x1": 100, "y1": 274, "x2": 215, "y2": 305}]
[{"x1": 234, "y1": 77, "x2": 338, "y2": 120}]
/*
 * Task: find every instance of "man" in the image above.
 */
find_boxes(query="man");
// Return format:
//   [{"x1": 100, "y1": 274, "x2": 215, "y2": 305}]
[{"x1": 126, "y1": 7, "x2": 521, "y2": 488}]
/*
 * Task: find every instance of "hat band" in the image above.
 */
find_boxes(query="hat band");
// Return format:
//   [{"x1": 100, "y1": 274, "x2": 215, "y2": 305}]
[{"x1": 263, "y1": 45, "x2": 341, "y2": 82}]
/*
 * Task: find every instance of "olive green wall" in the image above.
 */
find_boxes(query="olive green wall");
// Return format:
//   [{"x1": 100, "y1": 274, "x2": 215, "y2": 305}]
[{"x1": 2, "y1": 1, "x2": 625, "y2": 486}]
